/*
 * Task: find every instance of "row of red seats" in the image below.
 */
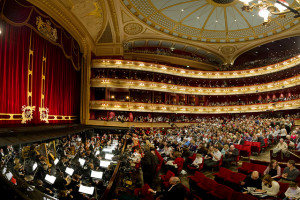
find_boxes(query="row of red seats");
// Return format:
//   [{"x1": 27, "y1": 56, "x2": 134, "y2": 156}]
[
  {"x1": 188, "y1": 171, "x2": 258, "y2": 200},
  {"x1": 214, "y1": 167, "x2": 290, "y2": 199},
  {"x1": 237, "y1": 162, "x2": 268, "y2": 176}
]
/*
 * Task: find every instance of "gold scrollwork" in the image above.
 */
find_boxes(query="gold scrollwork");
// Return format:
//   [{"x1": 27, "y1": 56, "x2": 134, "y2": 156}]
[
  {"x1": 21, "y1": 105, "x2": 36, "y2": 124},
  {"x1": 39, "y1": 107, "x2": 49, "y2": 123},
  {"x1": 36, "y1": 16, "x2": 58, "y2": 42}
]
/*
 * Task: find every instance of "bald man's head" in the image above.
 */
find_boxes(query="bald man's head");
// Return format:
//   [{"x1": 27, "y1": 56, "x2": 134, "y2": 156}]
[
  {"x1": 169, "y1": 177, "x2": 180, "y2": 185},
  {"x1": 251, "y1": 171, "x2": 259, "y2": 180}
]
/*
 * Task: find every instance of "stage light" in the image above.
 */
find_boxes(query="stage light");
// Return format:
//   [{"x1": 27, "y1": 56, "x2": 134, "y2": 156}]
[
  {"x1": 105, "y1": 153, "x2": 114, "y2": 160},
  {"x1": 79, "y1": 185, "x2": 94, "y2": 195},
  {"x1": 45, "y1": 174, "x2": 56, "y2": 185},
  {"x1": 91, "y1": 170, "x2": 103, "y2": 179},
  {"x1": 65, "y1": 167, "x2": 74, "y2": 176},
  {"x1": 100, "y1": 160, "x2": 111, "y2": 168},
  {"x1": 79, "y1": 158, "x2": 86, "y2": 166},
  {"x1": 32, "y1": 162, "x2": 37, "y2": 171},
  {"x1": 54, "y1": 158, "x2": 59, "y2": 165}
]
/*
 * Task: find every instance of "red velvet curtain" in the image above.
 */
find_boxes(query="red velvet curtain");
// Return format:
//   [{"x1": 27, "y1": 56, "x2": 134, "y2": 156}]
[
  {"x1": 0, "y1": 22, "x2": 80, "y2": 125},
  {"x1": 0, "y1": 23, "x2": 30, "y2": 124}
]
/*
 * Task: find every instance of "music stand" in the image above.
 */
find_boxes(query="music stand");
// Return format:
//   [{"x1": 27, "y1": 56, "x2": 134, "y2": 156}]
[
  {"x1": 32, "y1": 162, "x2": 37, "y2": 171},
  {"x1": 5, "y1": 171, "x2": 13, "y2": 181},
  {"x1": 54, "y1": 159, "x2": 59, "y2": 165}
]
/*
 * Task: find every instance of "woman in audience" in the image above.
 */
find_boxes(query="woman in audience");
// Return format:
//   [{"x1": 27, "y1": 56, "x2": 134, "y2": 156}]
[
  {"x1": 256, "y1": 175, "x2": 280, "y2": 197},
  {"x1": 263, "y1": 159, "x2": 281, "y2": 180}
]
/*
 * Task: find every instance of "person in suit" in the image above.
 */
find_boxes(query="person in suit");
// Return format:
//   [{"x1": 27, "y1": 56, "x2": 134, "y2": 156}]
[
  {"x1": 222, "y1": 145, "x2": 239, "y2": 168},
  {"x1": 141, "y1": 146, "x2": 157, "y2": 188},
  {"x1": 148, "y1": 177, "x2": 186, "y2": 200}
]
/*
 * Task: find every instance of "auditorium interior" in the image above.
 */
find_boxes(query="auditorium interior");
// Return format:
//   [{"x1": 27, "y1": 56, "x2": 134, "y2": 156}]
[{"x1": 1, "y1": 0, "x2": 300, "y2": 199}]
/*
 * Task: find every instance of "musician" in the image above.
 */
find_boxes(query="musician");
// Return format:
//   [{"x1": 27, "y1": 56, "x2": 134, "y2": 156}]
[
  {"x1": 36, "y1": 180, "x2": 53, "y2": 196},
  {"x1": 0, "y1": 148, "x2": 5, "y2": 161}
]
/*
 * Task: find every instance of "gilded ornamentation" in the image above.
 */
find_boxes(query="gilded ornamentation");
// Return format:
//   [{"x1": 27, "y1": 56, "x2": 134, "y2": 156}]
[
  {"x1": 39, "y1": 107, "x2": 49, "y2": 123},
  {"x1": 220, "y1": 46, "x2": 236, "y2": 55},
  {"x1": 21, "y1": 105, "x2": 36, "y2": 124},
  {"x1": 36, "y1": 16, "x2": 58, "y2": 42},
  {"x1": 124, "y1": 23, "x2": 143, "y2": 35}
]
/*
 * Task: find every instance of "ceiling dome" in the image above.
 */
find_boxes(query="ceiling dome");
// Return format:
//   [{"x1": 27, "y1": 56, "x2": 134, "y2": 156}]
[{"x1": 123, "y1": 0, "x2": 300, "y2": 43}]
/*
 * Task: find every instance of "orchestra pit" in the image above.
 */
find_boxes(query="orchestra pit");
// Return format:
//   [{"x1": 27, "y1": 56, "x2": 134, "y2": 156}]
[{"x1": 1, "y1": 0, "x2": 300, "y2": 200}]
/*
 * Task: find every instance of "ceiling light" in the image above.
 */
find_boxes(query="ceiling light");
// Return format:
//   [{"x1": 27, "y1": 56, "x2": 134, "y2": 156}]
[
  {"x1": 197, "y1": 17, "x2": 200, "y2": 19},
  {"x1": 216, "y1": 20, "x2": 218, "y2": 22},
  {"x1": 240, "y1": 0, "x2": 300, "y2": 26},
  {"x1": 181, "y1": 9, "x2": 184, "y2": 12}
]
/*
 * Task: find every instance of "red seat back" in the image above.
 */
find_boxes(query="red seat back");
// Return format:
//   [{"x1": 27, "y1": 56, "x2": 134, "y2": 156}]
[
  {"x1": 244, "y1": 141, "x2": 251, "y2": 146},
  {"x1": 253, "y1": 164, "x2": 267, "y2": 174},
  {"x1": 241, "y1": 162, "x2": 253, "y2": 170},
  {"x1": 197, "y1": 177, "x2": 217, "y2": 191},
  {"x1": 212, "y1": 184, "x2": 234, "y2": 200},
  {"x1": 218, "y1": 167, "x2": 232, "y2": 178},
  {"x1": 231, "y1": 172, "x2": 247, "y2": 182},
  {"x1": 278, "y1": 182, "x2": 289, "y2": 198},
  {"x1": 193, "y1": 171, "x2": 205, "y2": 181},
  {"x1": 165, "y1": 170, "x2": 175, "y2": 181}
]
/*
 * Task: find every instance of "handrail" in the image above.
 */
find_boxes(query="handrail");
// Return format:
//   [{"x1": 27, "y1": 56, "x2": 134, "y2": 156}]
[
  {"x1": 100, "y1": 140, "x2": 127, "y2": 200},
  {"x1": 92, "y1": 56, "x2": 300, "y2": 79},
  {"x1": 90, "y1": 74, "x2": 300, "y2": 95}
]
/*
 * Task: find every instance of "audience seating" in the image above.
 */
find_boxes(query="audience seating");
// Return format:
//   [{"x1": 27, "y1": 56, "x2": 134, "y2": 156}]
[
  {"x1": 230, "y1": 192, "x2": 258, "y2": 200},
  {"x1": 238, "y1": 162, "x2": 267, "y2": 175},
  {"x1": 251, "y1": 142, "x2": 261, "y2": 154},
  {"x1": 187, "y1": 162, "x2": 204, "y2": 171},
  {"x1": 160, "y1": 170, "x2": 175, "y2": 189},
  {"x1": 214, "y1": 167, "x2": 232, "y2": 184},
  {"x1": 174, "y1": 157, "x2": 184, "y2": 174},
  {"x1": 154, "y1": 150, "x2": 164, "y2": 173},
  {"x1": 133, "y1": 183, "x2": 154, "y2": 200},
  {"x1": 188, "y1": 153, "x2": 196, "y2": 162},
  {"x1": 224, "y1": 172, "x2": 246, "y2": 191},
  {"x1": 234, "y1": 144, "x2": 251, "y2": 159},
  {"x1": 277, "y1": 182, "x2": 290, "y2": 199},
  {"x1": 211, "y1": 155, "x2": 223, "y2": 172},
  {"x1": 207, "y1": 184, "x2": 234, "y2": 200}
]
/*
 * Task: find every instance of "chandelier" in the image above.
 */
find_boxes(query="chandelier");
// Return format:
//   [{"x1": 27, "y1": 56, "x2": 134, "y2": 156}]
[{"x1": 240, "y1": 0, "x2": 300, "y2": 25}]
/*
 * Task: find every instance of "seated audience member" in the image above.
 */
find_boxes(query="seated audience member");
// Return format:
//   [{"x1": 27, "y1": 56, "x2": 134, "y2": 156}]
[
  {"x1": 234, "y1": 135, "x2": 245, "y2": 145},
  {"x1": 148, "y1": 177, "x2": 186, "y2": 200},
  {"x1": 257, "y1": 133, "x2": 265, "y2": 148},
  {"x1": 280, "y1": 160, "x2": 300, "y2": 183},
  {"x1": 263, "y1": 160, "x2": 281, "y2": 180},
  {"x1": 273, "y1": 138, "x2": 288, "y2": 155},
  {"x1": 256, "y1": 175, "x2": 280, "y2": 197},
  {"x1": 222, "y1": 145, "x2": 239, "y2": 168},
  {"x1": 241, "y1": 171, "x2": 262, "y2": 190},
  {"x1": 284, "y1": 182, "x2": 300, "y2": 200},
  {"x1": 203, "y1": 147, "x2": 222, "y2": 168},
  {"x1": 191, "y1": 154, "x2": 203, "y2": 168},
  {"x1": 196, "y1": 143, "x2": 207, "y2": 155},
  {"x1": 221, "y1": 144, "x2": 229, "y2": 157}
]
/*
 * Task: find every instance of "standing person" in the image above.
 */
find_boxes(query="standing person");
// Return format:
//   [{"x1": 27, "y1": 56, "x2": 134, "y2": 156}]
[{"x1": 141, "y1": 146, "x2": 157, "y2": 187}]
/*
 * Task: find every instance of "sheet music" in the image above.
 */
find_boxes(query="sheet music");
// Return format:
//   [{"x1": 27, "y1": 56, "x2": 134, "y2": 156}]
[
  {"x1": 65, "y1": 167, "x2": 74, "y2": 176},
  {"x1": 105, "y1": 153, "x2": 114, "y2": 160},
  {"x1": 45, "y1": 174, "x2": 56, "y2": 184},
  {"x1": 91, "y1": 170, "x2": 103, "y2": 179},
  {"x1": 100, "y1": 160, "x2": 110, "y2": 168},
  {"x1": 79, "y1": 185, "x2": 94, "y2": 195}
]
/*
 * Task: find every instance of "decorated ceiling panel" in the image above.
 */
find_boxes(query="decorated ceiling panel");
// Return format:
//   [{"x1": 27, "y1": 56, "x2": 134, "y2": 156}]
[{"x1": 123, "y1": 0, "x2": 300, "y2": 42}]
